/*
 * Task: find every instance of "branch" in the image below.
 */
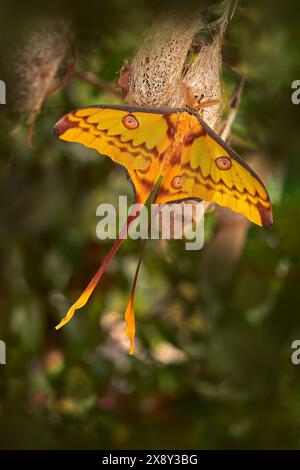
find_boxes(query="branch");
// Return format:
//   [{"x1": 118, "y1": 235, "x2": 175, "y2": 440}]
[
  {"x1": 219, "y1": 77, "x2": 244, "y2": 141},
  {"x1": 74, "y1": 69, "x2": 121, "y2": 98}
]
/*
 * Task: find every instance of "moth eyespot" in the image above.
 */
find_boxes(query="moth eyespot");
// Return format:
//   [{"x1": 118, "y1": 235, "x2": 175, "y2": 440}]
[
  {"x1": 122, "y1": 114, "x2": 139, "y2": 129},
  {"x1": 171, "y1": 176, "x2": 182, "y2": 190},
  {"x1": 215, "y1": 156, "x2": 232, "y2": 170}
]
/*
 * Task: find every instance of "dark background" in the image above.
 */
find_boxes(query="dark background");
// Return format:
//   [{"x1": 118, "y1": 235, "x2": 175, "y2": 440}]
[{"x1": 0, "y1": 0, "x2": 300, "y2": 449}]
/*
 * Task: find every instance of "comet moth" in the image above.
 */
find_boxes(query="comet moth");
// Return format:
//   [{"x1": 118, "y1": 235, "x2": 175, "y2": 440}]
[{"x1": 53, "y1": 104, "x2": 272, "y2": 354}]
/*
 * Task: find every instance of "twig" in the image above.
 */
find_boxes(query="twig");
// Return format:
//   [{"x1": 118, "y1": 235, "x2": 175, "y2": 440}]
[
  {"x1": 220, "y1": 76, "x2": 244, "y2": 141},
  {"x1": 74, "y1": 69, "x2": 121, "y2": 98},
  {"x1": 207, "y1": 0, "x2": 236, "y2": 36},
  {"x1": 46, "y1": 34, "x2": 77, "y2": 98},
  {"x1": 25, "y1": 110, "x2": 38, "y2": 149}
]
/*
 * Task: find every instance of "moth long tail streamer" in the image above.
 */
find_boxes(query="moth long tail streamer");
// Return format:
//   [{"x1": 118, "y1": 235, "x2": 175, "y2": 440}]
[
  {"x1": 55, "y1": 212, "x2": 139, "y2": 331},
  {"x1": 124, "y1": 200, "x2": 161, "y2": 355},
  {"x1": 124, "y1": 239, "x2": 147, "y2": 355}
]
